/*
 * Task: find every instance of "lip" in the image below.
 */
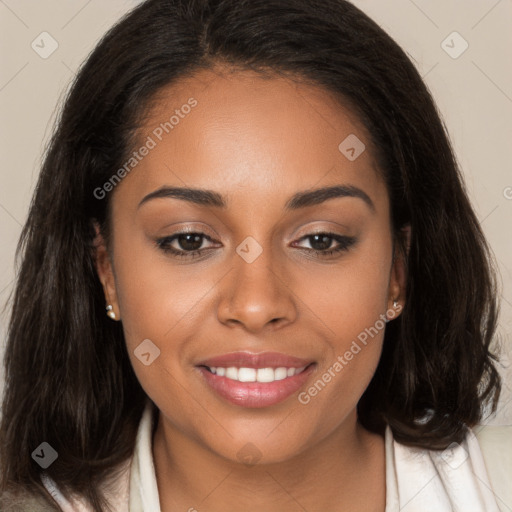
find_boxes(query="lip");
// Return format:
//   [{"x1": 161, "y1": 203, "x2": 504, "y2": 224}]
[
  {"x1": 195, "y1": 351, "x2": 317, "y2": 408},
  {"x1": 196, "y1": 351, "x2": 313, "y2": 369}
]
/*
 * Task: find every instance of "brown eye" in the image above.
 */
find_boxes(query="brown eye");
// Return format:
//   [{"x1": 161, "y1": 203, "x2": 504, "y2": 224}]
[
  {"x1": 156, "y1": 232, "x2": 217, "y2": 259},
  {"x1": 307, "y1": 234, "x2": 336, "y2": 251},
  {"x1": 156, "y1": 231, "x2": 356, "y2": 261},
  {"x1": 173, "y1": 233, "x2": 204, "y2": 251},
  {"x1": 293, "y1": 233, "x2": 357, "y2": 257}
]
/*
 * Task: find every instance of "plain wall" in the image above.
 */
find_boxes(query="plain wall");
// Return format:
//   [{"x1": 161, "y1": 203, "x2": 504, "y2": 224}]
[{"x1": 0, "y1": 0, "x2": 510, "y2": 425}]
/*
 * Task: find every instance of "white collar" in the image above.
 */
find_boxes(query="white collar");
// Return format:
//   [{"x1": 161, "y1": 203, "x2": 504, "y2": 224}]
[
  {"x1": 129, "y1": 399, "x2": 161, "y2": 511},
  {"x1": 130, "y1": 399, "x2": 501, "y2": 512},
  {"x1": 41, "y1": 398, "x2": 502, "y2": 511},
  {"x1": 383, "y1": 420, "x2": 501, "y2": 511}
]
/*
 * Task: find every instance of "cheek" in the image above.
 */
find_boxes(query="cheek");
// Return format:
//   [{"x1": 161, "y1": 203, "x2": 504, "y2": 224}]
[
  {"x1": 302, "y1": 227, "x2": 392, "y2": 338},
  {"x1": 296, "y1": 231, "x2": 392, "y2": 412},
  {"x1": 108, "y1": 231, "x2": 185, "y2": 395},
  {"x1": 111, "y1": 225, "x2": 204, "y2": 344}
]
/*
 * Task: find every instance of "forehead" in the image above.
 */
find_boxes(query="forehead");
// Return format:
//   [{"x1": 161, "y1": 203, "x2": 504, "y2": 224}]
[{"x1": 116, "y1": 66, "x2": 386, "y2": 213}]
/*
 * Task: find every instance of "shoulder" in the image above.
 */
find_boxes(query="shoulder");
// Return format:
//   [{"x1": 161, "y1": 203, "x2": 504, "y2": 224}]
[
  {"x1": 474, "y1": 424, "x2": 512, "y2": 512},
  {"x1": 385, "y1": 424, "x2": 510, "y2": 512},
  {"x1": 2, "y1": 402, "x2": 149, "y2": 512},
  {"x1": 474, "y1": 423, "x2": 512, "y2": 457},
  {"x1": 0, "y1": 489, "x2": 60, "y2": 512},
  {"x1": 36, "y1": 459, "x2": 132, "y2": 512}
]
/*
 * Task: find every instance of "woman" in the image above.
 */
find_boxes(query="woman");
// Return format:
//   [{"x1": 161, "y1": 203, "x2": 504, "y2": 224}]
[{"x1": 0, "y1": 0, "x2": 509, "y2": 510}]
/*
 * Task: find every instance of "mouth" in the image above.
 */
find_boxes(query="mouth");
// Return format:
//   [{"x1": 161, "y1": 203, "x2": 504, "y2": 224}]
[
  {"x1": 195, "y1": 352, "x2": 317, "y2": 408},
  {"x1": 200, "y1": 364, "x2": 311, "y2": 383}
]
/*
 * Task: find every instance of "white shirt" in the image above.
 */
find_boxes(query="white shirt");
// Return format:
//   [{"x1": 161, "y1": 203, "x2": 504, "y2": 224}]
[{"x1": 42, "y1": 399, "x2": 512, "y2": 511}]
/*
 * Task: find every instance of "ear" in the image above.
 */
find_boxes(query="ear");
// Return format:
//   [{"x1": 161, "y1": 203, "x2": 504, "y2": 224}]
[
  {"x1": 387, "y1": 224, "x2": 411, "y2": 317},
  {"x1": 93, "y1": 221, "x2": 121, "y2": 321}
]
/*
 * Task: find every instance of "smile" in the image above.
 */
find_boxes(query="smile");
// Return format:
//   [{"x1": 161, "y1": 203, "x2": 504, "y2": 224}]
[
  {"x1": 196, "y1": 357, "x2": 316, "y2": 408},
  {"x1": 205, "y1": 365, "x2": 308, "y2": 383}
]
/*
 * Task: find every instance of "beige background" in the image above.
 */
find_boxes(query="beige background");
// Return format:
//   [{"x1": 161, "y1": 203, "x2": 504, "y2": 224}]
[{"x1": 0, "y1": 0, "x2": 511, "y2": 425}]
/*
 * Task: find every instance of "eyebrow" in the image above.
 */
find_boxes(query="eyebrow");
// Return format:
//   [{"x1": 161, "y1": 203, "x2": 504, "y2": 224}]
[{"x1": 138, "y1": 184, "x2": 375, "y2": 212}]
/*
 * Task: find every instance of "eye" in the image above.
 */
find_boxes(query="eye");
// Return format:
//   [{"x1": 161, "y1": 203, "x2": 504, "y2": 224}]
[
  {"x1": 156, "y1": 232, "x2": 218, "y2": 259},
  {"x1": 292, "y1": 233, "x2": 357, "y2": 258},
  {"x1": 156, "y1": 231, "x2": 357, "y2": 260}
]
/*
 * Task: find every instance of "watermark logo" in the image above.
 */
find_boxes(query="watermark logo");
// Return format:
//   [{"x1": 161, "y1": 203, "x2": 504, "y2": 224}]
[
  {"x1": 237, "y1": 442, "x2": 263, "y2": 466},
  {"x1": 440, "y1": 442, "x2": 468, "y2": 469},
  {"x1": 31, "y1": 32, "x2": 59, "y2": 59},
  {"x1": 338, "y1": 134, "x2": 366, "y2": 161},
  {"x1": 32, "y1": 442, "x2": 58, "y2": 469},
  {"x1": 134, "y1": 338, "x2": 161, "y2": 366},
  {"x1": 236, "y1": 236, "x2": 263, "y2": 263},
  {"x1": 441, "y1": 31, "x2": 469, "y2": 59}
]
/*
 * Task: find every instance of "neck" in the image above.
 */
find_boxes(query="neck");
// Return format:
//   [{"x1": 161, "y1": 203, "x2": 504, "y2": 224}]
[{"x1": 152, "y1": 410, "x2": 386, "y2": 512}]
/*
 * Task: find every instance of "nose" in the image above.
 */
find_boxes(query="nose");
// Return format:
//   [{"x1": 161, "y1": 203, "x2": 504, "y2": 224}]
[{"x1": 216, "y1": 243, "x2": 298, "y2": 333}]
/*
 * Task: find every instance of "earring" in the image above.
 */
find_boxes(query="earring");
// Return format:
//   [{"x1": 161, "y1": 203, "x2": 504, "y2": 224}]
[
  {"x1": 393, "y1": 299, "x2": 399, "y2": 308},
  {"x1": 106, "y1": 304, "x2": 116, "y2": 320}
]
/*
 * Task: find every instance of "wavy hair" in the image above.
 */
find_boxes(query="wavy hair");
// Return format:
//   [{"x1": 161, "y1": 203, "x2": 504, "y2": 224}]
[{"x1": 0, "y1": 0, "x2": 502, "y2": 509}]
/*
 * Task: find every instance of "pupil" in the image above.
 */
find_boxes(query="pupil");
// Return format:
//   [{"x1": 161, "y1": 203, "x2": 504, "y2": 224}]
[
  {"x1": 311, "y1": 234, "x2": 331, "y2": 251},
  {"x1": 179, "y1": 233, "x2": 202, "y2": 251}
]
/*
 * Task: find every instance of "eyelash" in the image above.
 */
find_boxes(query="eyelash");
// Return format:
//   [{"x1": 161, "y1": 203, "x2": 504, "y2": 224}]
[{"x1": 155, "y1": 231, "x2": 357, "y2": 260}]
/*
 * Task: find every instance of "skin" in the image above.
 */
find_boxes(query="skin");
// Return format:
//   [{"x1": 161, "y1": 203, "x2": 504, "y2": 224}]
[{"x1": 95, "y1": 65, "x2": 409, "y2": 512}]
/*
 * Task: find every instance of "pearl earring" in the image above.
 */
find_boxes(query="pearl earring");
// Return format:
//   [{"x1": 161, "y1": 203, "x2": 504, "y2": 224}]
[
  {"x1": 393, "y1": 299, "x2": 399, "y2": 308},
  {"x1": 106, "y1": 304, "x2": 116, "y2": 320}
]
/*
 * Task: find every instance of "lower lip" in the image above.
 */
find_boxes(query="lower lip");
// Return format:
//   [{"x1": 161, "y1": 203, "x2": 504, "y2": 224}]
[{"x1": 197, "y1": 364, "x2": 316, "y2": 408}]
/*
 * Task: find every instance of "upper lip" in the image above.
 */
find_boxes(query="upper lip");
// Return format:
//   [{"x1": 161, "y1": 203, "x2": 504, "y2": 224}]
[{"x1": 196, "y1": 351, "x2": 314, "y2": 369}]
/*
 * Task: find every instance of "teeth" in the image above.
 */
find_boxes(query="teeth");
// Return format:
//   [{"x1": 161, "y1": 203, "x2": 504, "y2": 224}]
[
  {"x1": 274, "y1": 367, "x2": 288, "y2": 380},
  {"x1": 225, "y1": 367, "x2": 238, "y2": 380},
  {"x1": 207, "y1": 366, "x2": 307, "y2": 383},
  {"x1": 256, "y1": 368, "x2": 274, "y2": 383},
  {"x1": 238, "y1": 368, "x2": 256, "y2": 382}
]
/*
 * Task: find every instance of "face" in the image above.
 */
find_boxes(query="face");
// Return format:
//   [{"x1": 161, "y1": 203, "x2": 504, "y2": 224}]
[{"x1": 95, "y1": 66, "x2": 406, "y2": 464}]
